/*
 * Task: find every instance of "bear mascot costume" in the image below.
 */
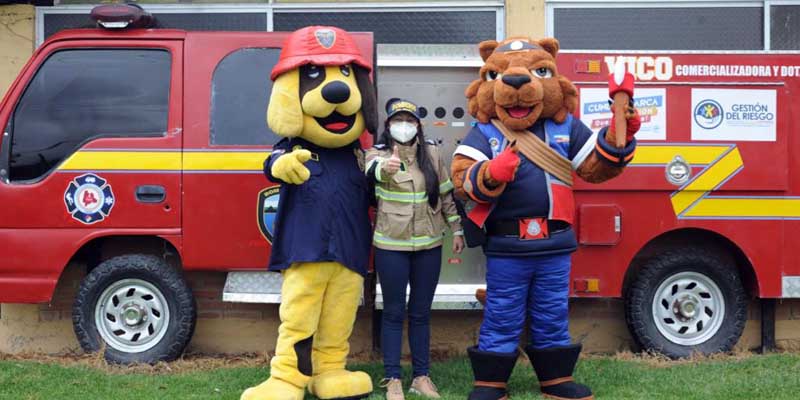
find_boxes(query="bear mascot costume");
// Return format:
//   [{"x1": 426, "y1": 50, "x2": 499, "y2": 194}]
[
  {"x1": 241, "y1": 26, "x2": 377, "y2": 400},
  {"x1": 451, "y1": 37, "x2": 641, "y2": 400}
]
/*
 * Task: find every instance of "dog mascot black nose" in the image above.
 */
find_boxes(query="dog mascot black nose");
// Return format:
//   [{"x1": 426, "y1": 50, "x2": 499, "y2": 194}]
[{"x1": 321, "y1": 81, "x2": 351, "y2": 104}]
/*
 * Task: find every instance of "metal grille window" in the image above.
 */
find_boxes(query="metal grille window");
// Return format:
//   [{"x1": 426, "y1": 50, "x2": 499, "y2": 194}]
[
  {"x1": 36, "y1": 3, "x2": 504, "y2": 47},
  {"x1": 210, "y1": 48, "x2": 282, "y2": 146},
  {"x1": 273, "y1": 11, "x2": 497, "y2": 44},
  {"x1": 771, "y1": 5, "x2": 800, "y2": 50},
  {"x1": 550, "y1": 6, "x2": 763, "y2": 50}
]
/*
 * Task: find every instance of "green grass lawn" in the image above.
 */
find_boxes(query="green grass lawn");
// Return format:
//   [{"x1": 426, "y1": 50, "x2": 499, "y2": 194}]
[{"x1": 1, "y1": 353, "x2": 799, "y2": 400}]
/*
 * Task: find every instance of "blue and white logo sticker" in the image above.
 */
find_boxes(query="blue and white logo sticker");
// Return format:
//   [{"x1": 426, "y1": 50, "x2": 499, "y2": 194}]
[{"x1": 65, "y1": 174, "x2": 115, "y2": 225}]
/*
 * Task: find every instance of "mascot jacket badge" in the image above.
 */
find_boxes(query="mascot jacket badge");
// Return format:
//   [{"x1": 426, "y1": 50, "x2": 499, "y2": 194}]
[
  {"x1": 451, "y1": 37, "x2": 641, "y2": 400},
  {"x1": 241, "y1": 26, "x2": 378, "y2": 400}
]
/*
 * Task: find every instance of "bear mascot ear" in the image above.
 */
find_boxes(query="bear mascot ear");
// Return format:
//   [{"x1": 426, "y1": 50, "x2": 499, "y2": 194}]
[
  {"x1": 538, "y1": 37, "x2": 560, "y2": 58},
  {"x1": 535, "y1": 37, "x2": 578, "y2": 124},
  {"x1": 354, "y1": 65, "x2": 378, "y2": 135},
  {"x1": 478, "y1": 40, "x2": 499, "y2": 61},
  {"x1": 267, "y1": 69, "x2": 304, "y2": 137}
]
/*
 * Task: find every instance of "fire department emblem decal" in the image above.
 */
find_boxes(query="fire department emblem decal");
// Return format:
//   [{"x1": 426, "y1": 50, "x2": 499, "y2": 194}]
[
  {"x1": 64, "y1": 173, "x2": 115, "y2": 225},
  {"x1": 258, "y1": 186, "x2": 281, "y2": 243},
  {"x1": 315, "y1": 28, "x2": 336, "y2": 49}
]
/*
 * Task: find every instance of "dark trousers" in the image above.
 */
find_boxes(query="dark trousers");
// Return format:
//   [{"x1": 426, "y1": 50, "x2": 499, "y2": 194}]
[{"x1": 375, "y1": 246, "x2": 442, "y2": 378}]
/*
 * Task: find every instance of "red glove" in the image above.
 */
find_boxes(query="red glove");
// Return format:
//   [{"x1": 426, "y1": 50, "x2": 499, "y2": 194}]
[
  {"x1": 608, "y1": 107, "x2": 642, "y2": 143},
  {"x1": 488, "y1": 145, "x2": 520, "y2": 183}
]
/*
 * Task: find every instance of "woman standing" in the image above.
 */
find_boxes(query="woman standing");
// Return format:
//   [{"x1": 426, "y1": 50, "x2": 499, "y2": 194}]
[{"x1": 365, "y1": 98, "x2": 465, "y2": 400}]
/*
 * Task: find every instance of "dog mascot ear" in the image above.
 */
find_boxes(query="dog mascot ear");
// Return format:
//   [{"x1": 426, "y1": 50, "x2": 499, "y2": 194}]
[
  {"x1": 267, "y1": 69, "x2": 304, "y2": 137},
  {"x1": 354, "y1": 65, "x2": 378, "y2": 136}
]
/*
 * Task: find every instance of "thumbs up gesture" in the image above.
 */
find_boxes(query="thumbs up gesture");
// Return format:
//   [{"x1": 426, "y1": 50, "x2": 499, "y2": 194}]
[{"x1": 382, "y1": 145, "x2": 403, "y2": 176}]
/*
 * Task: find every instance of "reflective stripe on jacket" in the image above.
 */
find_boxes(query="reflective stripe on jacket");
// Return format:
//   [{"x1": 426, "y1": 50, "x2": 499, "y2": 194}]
[{"x1": 365, "y1": 140, "x2": 462, "y2": 252}]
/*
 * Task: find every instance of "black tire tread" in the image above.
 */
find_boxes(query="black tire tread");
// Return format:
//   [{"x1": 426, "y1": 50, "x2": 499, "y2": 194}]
[
  {"x1": 72, "y1": 254, "x2": 196, "y2": 364},
  {"x1": 625, "y1": 247, "x2": 747, "y2": 358}
]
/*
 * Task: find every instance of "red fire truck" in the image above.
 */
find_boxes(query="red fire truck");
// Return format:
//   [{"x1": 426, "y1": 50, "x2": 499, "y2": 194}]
[{"x1": 0, "y1": 4, "x2": 797, "y2": 363}]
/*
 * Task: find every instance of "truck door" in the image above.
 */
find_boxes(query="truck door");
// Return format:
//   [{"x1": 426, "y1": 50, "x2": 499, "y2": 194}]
[
  {"x1": 0, "y1": 39, "x2": 183, "y2": 302},
  {"x1": 180, "y1": 32, "x2": 374, "y2": 271}
]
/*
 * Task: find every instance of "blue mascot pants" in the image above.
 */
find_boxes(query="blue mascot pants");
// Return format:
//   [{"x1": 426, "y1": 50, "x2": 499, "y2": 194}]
[{"x1": 478, "y1": 253, "x2": 572, "y2": 353}]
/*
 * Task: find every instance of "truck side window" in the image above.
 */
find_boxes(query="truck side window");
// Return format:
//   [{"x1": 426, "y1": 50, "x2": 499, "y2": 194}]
[
  {"x1": 9, "y1": 49, "x2": 170, "y2": 182},
  {"x1": 210, "y1": 48, "x2": 282, "y2": 146}
]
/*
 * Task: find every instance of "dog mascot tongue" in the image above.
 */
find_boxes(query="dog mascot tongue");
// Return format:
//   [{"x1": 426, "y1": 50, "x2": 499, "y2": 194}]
[
  {"x1": 241, "y1": 26, "x2": 377, "y2": 400},
  {"x1": 451, "y1": 37, "x2": 641, "y2": 400}
]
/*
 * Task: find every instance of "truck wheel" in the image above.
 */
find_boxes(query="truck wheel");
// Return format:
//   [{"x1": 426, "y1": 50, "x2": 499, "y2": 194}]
[
  {"x1": 625, "y1": 248, "x2": 747, "y2": 358},
  {"x1": 72, "y1": 254, "x2": 196, "y2": 364}
]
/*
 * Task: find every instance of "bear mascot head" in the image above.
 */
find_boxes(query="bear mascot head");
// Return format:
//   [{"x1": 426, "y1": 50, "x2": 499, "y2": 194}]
[{"x1": 465, "y1": 37, "x2": 578, "y2": 131}]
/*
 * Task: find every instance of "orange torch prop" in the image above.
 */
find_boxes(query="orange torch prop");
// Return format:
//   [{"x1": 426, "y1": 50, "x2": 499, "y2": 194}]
[{"x1": 609, "y1": 63, "x2": 636, "y2": 148}]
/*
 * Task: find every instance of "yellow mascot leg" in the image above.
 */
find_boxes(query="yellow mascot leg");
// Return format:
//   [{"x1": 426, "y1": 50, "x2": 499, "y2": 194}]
[
  {"x1": 241, "y1": 262, "x2": 333, "y2": 400},
  {"x1": 307, "y1": 263, "x2": 373, "y2": 399}
]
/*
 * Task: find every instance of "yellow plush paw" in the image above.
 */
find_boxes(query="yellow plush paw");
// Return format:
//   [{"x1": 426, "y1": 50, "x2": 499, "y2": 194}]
[
  {"x1": 240, "y1": 377, "x2": 305, "y2": 400},
  {"x1": 272, "y1": 149, "x2": 312, "y2": 184},
  {"x1": 308, "y1": 370, "x2": 373, "y2": 399}
]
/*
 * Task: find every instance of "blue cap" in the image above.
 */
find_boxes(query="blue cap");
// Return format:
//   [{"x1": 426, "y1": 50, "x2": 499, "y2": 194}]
[{"x1": 385, "y1": 98, "x2": 421, "y2": 121}]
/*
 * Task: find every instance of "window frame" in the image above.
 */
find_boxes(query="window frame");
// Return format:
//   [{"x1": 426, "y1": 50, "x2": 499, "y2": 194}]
[
  {"x1": 546, "y1": 0, "x2": 800, "y2": 51},
  {"x1": 1, "y1": 46, "x2": 174, "y2": 185}
]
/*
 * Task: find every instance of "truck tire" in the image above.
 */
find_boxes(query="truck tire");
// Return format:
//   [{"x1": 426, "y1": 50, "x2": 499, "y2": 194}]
[
  {"x1": 72, "y1": 254, "x2": 196, "y2": 364},
  {"x1": 625, "y1": 248, "x2": 747, "y2": 358}
]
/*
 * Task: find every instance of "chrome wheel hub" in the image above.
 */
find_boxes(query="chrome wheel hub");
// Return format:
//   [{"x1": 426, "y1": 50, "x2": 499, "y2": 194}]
[
  {"x1": 652, "y1": 271, "x2": 725, "y2": 346},
  {"x1": 95, "y1": 279, "x2": 170, "y2": 353}
]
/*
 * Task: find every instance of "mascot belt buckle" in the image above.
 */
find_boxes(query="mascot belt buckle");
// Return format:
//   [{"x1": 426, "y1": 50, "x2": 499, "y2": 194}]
[{"x1": 519, "y1": 218, "x2": 549, "y2": 240}]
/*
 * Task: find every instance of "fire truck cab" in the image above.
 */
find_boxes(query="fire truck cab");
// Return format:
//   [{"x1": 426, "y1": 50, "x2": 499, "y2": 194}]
[{"x1": 1, "y1": 4, "x2": 798, "y2": 363}]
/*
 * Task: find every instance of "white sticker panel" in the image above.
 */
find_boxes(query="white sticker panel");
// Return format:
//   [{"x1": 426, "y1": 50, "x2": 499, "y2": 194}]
[
  {"x1": 579, "y1": 88, "x2": 667, "y2": 141},
  {"x1": 691, "y1": 88, "x2": 776, "y2": 142}
]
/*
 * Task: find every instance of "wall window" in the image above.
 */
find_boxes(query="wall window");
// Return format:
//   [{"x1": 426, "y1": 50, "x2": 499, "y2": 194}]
[
  {"x1": 547, "y1": 1, "x2": 800, "y2": 51},
  {"x1": 9, "y1": 49, "x2": 170, "y2": 181}
]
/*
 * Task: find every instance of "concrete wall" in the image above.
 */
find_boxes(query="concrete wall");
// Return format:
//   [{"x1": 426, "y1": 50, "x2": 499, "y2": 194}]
[
  {"x1": 2, "y1": 264, "x2": 799, "y2": 357},
  {"x1": 506, "y1": 0, "x2": 546, "y2": 39},
  {"x1": 0, "y1": 5, "x2": 34, "y2": 98}
]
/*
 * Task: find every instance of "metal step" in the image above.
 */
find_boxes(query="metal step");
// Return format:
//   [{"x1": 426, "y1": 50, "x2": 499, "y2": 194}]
[
  {"x1": 222, "y1": 271, "x2": 365, "y2": 305},
  {"x1": 223, "y1": 271, "x2": 284, "y2": 303}
]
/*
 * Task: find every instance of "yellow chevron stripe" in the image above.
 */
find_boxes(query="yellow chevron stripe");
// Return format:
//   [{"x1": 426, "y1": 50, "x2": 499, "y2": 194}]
[
  {"x1": 633, "y1": 144, "x2": 800, "y2": 219},
  {"x1": 630, "y1": 145, "x2": 730, "y2": 165}
]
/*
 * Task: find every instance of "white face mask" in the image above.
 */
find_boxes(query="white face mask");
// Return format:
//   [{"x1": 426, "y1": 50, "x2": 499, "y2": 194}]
[{"x1": 389, "y1": 121, "x2": 418, "y2": 143}]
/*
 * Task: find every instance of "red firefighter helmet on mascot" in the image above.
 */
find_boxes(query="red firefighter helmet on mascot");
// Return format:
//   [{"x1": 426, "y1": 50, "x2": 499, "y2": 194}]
[{"x1": 270, "y1": 26, "x2": 371, "y2": 81}]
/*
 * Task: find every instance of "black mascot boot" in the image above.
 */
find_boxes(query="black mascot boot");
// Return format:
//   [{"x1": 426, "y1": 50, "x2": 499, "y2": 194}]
[
  {"x1": 467, "y1": 346, "x2": 518, "y2": 400},
  {"x1": 526, "y1": 344, "x2": 594, "y2": 400}
]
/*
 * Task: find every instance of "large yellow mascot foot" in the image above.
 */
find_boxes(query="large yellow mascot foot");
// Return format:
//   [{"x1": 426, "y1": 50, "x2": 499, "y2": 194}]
[
  {"x1": 240, "y1": 377, "x2": 304, "y2": 400},
  {"x1": 308, "y1": 370, "x2": 373, "y2": 399}
]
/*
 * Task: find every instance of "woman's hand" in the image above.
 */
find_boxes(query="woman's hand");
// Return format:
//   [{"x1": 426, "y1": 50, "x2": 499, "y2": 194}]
[
  {"x1": 382, "y1": 145, "x2": 402, "y2": 176},
  {"x1": 452, "y1": 235, "x2": 465, "y2": 254}
]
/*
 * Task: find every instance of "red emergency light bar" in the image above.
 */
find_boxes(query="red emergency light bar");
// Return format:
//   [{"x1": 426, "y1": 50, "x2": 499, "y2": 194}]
[{"x1": 90, "y1": 3, "x2": 154, "y2": 29}]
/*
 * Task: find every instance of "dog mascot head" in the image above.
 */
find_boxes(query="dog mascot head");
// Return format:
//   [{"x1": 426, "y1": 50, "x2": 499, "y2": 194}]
[
  {"x1": 465, "y1": 37, "x2": 578, "y2": 131},
  {"x1": 268, "y1": 26, "x2": 378, "y2": 148}
]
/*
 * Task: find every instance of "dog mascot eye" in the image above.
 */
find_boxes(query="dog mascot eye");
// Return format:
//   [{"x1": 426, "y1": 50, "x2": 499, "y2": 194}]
[
  {"x1": 486, "y1": 70, "x2": 502, "y2": 81},
  {"x1": 306, "y1": 65, "x2": 321, "y2": 79},
  {"x1": 532, "y1": 67, "x2": 553, "y2": 79},
  {"x1": 340, "y1": 65, "x2": 351, "y2": 77}
]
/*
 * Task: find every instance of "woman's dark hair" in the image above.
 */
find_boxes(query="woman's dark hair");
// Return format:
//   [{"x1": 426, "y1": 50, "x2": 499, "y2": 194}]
[{"x1": 377, "y1": 116, "x2": 440, "y2": 208}]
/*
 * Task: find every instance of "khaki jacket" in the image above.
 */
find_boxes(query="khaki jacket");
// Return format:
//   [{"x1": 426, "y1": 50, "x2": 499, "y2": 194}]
[{"x1": 365, "y1": 140, "x2": 463, "y2": 251}]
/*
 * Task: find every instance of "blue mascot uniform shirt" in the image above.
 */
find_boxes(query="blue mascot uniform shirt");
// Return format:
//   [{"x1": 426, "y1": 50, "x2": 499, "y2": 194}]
[{"x1": 263, "y1": 137, "x2": 372, "y2": 277}]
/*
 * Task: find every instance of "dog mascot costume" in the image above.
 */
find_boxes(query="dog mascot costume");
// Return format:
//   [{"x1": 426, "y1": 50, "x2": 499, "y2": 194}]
[
  {"x1": 451, "y1": 37, "x2": 641, "y2": 400},
  {"x1": 241, "y1": 26, "x2": 377, "y2": 400}
]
